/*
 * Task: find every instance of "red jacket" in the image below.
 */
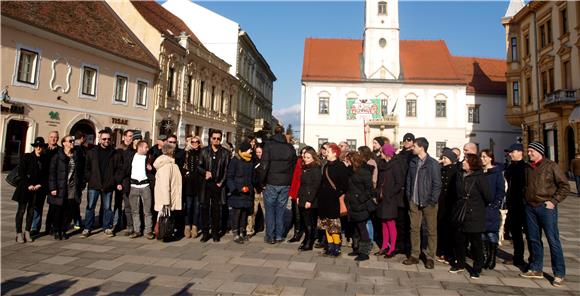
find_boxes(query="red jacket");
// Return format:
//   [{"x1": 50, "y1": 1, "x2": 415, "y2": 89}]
[{"x1": 288, "y1": 158, "x2": 302, "y2": 200}]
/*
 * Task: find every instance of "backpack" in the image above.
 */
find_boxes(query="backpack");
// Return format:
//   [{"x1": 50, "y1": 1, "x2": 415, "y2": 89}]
[{"x1": 5, "y1": 164, "x2": 20, "y2": 187}]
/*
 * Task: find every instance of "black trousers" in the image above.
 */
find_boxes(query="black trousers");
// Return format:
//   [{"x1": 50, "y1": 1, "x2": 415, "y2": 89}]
[
  {"x1": 290, "y1": 199, "x2": 303, "y2": 235},
  {"x1": 201, "y1": 184, "x2": 221, "y2": 236},
  {"x1": 395, "y1": 206, "x2": 411, "y2": 253},
  {"x1": 507, "y1": 206, "x2": 532, "y2": 263},
  {"x1": 16, "y1": 198, "x2": 36, "y2": 233},
  {"x1": 231, "y1": 208, "x2": 248, "y2": 235},
  {"x1": 52, "y1": 199, "x2": 71, "y2": 232},
  {"x1": 299, "y1": 207, "x2": 316, "y2": 243},
  {"x1": 454, "y1": 231, "x2": 484, "y2": 270},
  {"x1": 354, "y1": 220, "x2": 370, "y2": 241}
]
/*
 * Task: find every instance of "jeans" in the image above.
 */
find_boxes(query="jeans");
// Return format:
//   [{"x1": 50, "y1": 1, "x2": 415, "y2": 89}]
[
  {"x1": 84, "y1": 190, "x2": 113, "y2": 231},
  {"x1": 184, "y1": 195, "x2": 200, "y2": 227},
  {"x1": 409, "y1": 202, "x2": 438, "y2": 260},
  {"x1": 575, "y1": 176, "x2": 580, "y2": 196},
  {"x1": 32, "y1": 195, "x2": 51, "y2": 232},
  {"x1": 482, "y1": 232, "x2": 499, "y2": 244},
  {"x1": 526, "y1": 203, "x2": 566, "y2": 277},
  {"x1": 130, "y1": 186, "x2": 153, "y2": 234},
  {"x1": 264, "y1": 185, "x2": 290, "y2": 240}
]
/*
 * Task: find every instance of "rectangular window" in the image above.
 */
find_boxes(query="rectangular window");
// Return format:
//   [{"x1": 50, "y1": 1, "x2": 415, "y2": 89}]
[
  {"x1": 541, "y1": 71, "x2": 548, "y2": 98},
  {"x1": 319, "y1": 97, "x2": 329, "y2": 114},
  {"x1": 187, "y1": 75, "x2": 193, "y2": 103},
  {"x1": 510, "y1": 37, "x2": 518, "y2": 61},
  {"x1": 221, "y1": 90, "x2": 225, "y2": 113},
  {"x1": 526, "y1": 77, "x2": 532, "y2": 104},
  {"x1": 347, "y1": 139, "x2": 357, "y2": 151},
  {"x1": 381, "y1": 99, "x2": 389, "y2": 116},
  {"x1": 114, "y1": 75, "x2": 128, "y2": 102},
  {"x1": 211, "y1": 86, "x2": 216, "y2": 111},
  {"x1": 539, "y1": 24, "x2": 546, "y2": 48},
  {"x1": 17, "y1": 49, "x2": 38, "y2": 84},
  {"x1": 564, "y1": 61, "x2": 572, "y2": 89},
  {"x1": 318, "y1": 138, "x2": 328, "y2": 150},
  {"x1": 436, "y1": 142, "x2": 447, "y2": 158},
  {"x1": 524, "y1": 34, "x2": 530, "y2": 56},
  {"x1": 378, "y1": 1, "x2": 387, "y2": 15},
  {"x1": 468, "y1": 106, "x2": 480, "y2": 123},
  {"x1": 199, "y1": 80, "x2": 205, "y2": 107},
  {"x1": 81, "y1": 66, "x2": 97, "y2": 96},
  {"x1": 136, "y1": 81, "x2": 147, "y2": 106},
  {"x1": 406, "y1": 99, "x2": 416, "y2": 117},
  {"x1": 435, "y1": 100, "x2": 446, "y2": 118},
  {"x1": 548, "y1": 68, "x2": 554, "y2": 94},
  {"x1": 229, "y1": 94, "x2": 233, "y2": 115},
  {"x1": 561, "y1": 9, "x2": 568, "y2": 35},
  {"x1": 547, "y1": 20, "x2": 552, "y2": 44},
  {"x1": 513, "y1": 81, "x2": 520, "y2": 106},
  {"x1": 167, "y1": 67, "x2": 174, "y2": 97}
]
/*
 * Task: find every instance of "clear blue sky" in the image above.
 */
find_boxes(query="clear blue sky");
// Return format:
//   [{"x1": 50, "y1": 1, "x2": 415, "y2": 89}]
[{"x1": 190, "y1": 1, "x2": 510, "y2": 133}]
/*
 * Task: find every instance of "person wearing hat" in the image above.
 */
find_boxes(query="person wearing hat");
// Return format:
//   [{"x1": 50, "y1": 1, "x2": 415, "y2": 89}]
[
  {"x1": 226, "y1": 141, "x2": 255, "y2": 243},
  {"x1": 436, "y1": 147, "x2": 459, "y2": 264},
  {"x1": 520, "y1": 141, "x2": 569, "y2": 287},
  {"x1": 390, "y1": 132, "x2": 415, "y2": 256},
  {"x1": 503, "y1": 143, "x2": 531, "y2": 267},
  {"x1": 12, "y1": 137, "x2": 48, "y2": 243}
]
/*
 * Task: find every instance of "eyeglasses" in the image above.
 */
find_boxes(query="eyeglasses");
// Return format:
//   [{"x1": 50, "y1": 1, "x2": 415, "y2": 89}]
[
  {"x1": 67, "y1": 140, "x2": 74, "y2": 143},
  {"x1": 168, "y1": 141, "x2": 177, "y2": 144},
  {"x1": 101, "y1": 138, "x2": 111, "y2": 141},
  {"x1": 192, "y1": 141, "x2": 200, "y2": 144},
  {"x1": 404, "y1": 139, "x2": 413, "y2": 142},
  {"x1": 212, "y1": 137, "x2": 221, "y2": 140}
]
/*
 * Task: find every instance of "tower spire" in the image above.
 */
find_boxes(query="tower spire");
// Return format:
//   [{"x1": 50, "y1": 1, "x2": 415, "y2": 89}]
[{"x1": 363, "y1": 0, "x2": 400, "y2": 80}]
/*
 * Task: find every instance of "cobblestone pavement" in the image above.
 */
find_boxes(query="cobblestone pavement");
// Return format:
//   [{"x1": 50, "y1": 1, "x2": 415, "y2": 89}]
[{"x1": 2, "y1": 175, "x2": 579, "y2": 295}]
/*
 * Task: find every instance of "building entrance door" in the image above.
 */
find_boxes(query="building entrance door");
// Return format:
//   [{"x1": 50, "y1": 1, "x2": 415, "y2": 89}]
[
  {"x1": 70, "y1": 119, "x2": 96, "y2": 146},
  {"x1": 2, "y1": 120, "x2": 28, "y2": 171}
]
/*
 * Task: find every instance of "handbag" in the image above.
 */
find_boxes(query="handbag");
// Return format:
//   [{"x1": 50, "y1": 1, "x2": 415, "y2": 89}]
[
  {"x1": 5, "y1": 165, "x2": 20, "y2": 187},
  {"x1": 451, "y1": 179, "x2": 476, "y2": 225},
  {"x1": 325, "y1": 166, "x2": 348, "y2": 216},
  {"x1": 157, "y1": 205, "x2": 175, "y2": 242}
]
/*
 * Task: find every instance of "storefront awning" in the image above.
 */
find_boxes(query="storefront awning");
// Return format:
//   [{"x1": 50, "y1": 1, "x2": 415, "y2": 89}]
[{"x1": 570, "y1": 106, "x2": 580, "y2": 124}]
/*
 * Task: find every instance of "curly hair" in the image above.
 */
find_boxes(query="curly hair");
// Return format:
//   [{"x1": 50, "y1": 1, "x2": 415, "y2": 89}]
[{"x1": 464, "y1": 153, "x2": 483, "y2": 171}]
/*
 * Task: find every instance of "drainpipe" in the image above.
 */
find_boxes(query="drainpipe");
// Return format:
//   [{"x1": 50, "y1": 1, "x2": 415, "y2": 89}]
[
  {"x1": 301, "y1": 82, "x2": 306, "y2": 144},
  {"x1": 532, "y1": 11, "x2": 542, "y2": 141}
]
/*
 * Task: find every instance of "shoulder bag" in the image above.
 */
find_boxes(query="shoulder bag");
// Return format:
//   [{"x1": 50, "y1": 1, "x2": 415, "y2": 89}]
[
  {"x1": 451, "y1": 178, "x2": 476, "y2": 225},
  {"x1": 325, "y1": 166, "x2": 348, "y2": 216}
]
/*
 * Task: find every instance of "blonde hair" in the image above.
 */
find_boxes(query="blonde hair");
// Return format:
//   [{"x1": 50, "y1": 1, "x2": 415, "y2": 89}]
[{"x1": 192, "y1": 135, "x2": 203, "y2": 147}]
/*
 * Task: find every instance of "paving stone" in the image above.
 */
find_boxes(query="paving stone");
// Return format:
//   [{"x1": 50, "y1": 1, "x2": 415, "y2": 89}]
[
  {"x1": 85, "y1": 268, "x2": 121, "y2": 280},
  {"x1": 110, "y1": 271, "x2": 151, "y2": 283},
  {"x1": 87, "y1": 259, "x2": 126, "y2": 270},
  {"x1": 345, "y1": 282, "x2": 374, "y2": 294},
  {"x1": 22, "y1": 262, "x2": 77, "y2": 274},
  {"x1": 180, "y1": 268, "x2": 211, "y2": 279},
  {"x1": 251, "y1": 284, "x2": 284, "y2": 296},
  {"x1": 171, "y1": 259, "x2": 208, "y2": 269},
  {"x1": 263, "y1": 259, "x2": 290, "y2": 269},
  {"x1": 356, "y1": 275, "x2": 398, "y2": 285},
  {"x1": 216, "y1": 281, "x2": 258, "y2": 294},
  {"x1": 189, "y1": 278, "x2": 224, "y2": 292},
  {"x1": 374, "y1": 287, "x2": 419, "y2": 296},
  {"x1": 232, "y1": 265, "x2": 279, "y2": 276},
  {"x1": 273, "y1": 276, "x2": 305, "y2": 288},
  {"x1": 275, "y1": 268, "x2": 316, "y2": 280},
  {"x1": 148, "y1": 274, "x2": 192, "y2": 287},
  {"x1": 230, "y1": 256, "x2": 267, "y2": 267},
  {"x1": 62, "y1": 266, "x2": 100, "y2": 277},
  {"x1": 280, "y1": 286, "x2": 306, "y2": 296},
  {"x1": 315, "y1": 271, "x2": 355, "y2": 282},
  {"x1": 288, "y1": 261, "x2": 316, "y2": 271},
  {"x1": 237, "y1": 274, "x2": 277, "y2": 285},
  {"x1": 500, "y1": 277, "x2": 542, "y2": 288},
  {"x1": 302, "y1": 279, "x2": 346, "y2": 292},
  {"x1": 136, "y1": 265, "x2": 189, "y2": 276},
  {"x1": 205, "y1": 271, "x2": 242, "y2": 281}
]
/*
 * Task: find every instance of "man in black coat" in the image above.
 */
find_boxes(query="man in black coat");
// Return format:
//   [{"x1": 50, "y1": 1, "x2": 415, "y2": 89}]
[
  {"x1": 81, "y1": 130, "x2": 121, "y2": 238},
  {"x1": 112, "y1": 129, "x2": 134, "y2": 236},
  {"x1": 31, "y1": 130, "x2": 60, "y2": 236},
  {"x1": 392, "y1": 132, "x2": 415, "y2": 255},
  {"x1": 260, "y1": 126, "x2": 297, "y2": 244},
  {"x1": 197, "y1": 130, "x2": 230, "y2": 242}
]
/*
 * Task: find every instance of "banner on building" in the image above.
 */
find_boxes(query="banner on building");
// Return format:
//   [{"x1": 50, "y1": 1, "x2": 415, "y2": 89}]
[{"x1": 346, "y1": 98, "x2": 381, "y2": 120}]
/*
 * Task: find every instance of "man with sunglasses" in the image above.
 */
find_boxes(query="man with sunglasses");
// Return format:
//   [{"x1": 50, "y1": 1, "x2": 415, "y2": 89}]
[
  {"x1": 81, "y1": 129, "x2": 121, "y2": 238},
  {"x1": 391, "y1": 132, "x2": 415, "y2": 256},
  {"x1": 198, "y1": 130, "x2": 230, "y2": 242}
]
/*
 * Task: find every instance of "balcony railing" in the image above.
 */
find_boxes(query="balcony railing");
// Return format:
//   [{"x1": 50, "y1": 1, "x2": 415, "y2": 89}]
[
  {"x1": 367, "y1": 115, "x2": 399, "y2": 127},
  {"x1": 544, "y1": 89, "x2": 578, "y2": 107}
]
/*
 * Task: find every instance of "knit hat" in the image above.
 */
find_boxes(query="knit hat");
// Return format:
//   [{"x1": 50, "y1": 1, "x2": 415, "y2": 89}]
[
  {"x1": 403, "y1": 133, "x2": 415, "y2": 142},
  {"x1": 440, "y1": 147, "x2": 457, "y2": 163},
  {"x1": 238, "y1": 141, "x2": 252, "y2": 152},
  {"x1": 382, "y1": 143, "x2": 396, "y2": 157},
  {"x1": 528, "y1": 141, "x2": 545, "y2": 156}
]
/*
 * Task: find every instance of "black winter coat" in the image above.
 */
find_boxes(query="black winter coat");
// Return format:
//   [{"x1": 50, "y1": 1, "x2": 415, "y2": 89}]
[
  {"x1": 505, "y1": 160, "x2": 526, "y2": 210},
  {"x1": 48, "y1": 149, "x2": 84, "y2": 205},
  {"x1": 438, "y1": 164, "x2": 459, "y2": 221},
  {"x1": 453, "y1": 170, "x2": 492, "y2": 233},
  {"x1": 484, "y1": 166, "x2": 505, "y2": 232},
  {"x1": 184, "y1": 148, "x2": 202, "y2": 196},
  {"x1": 84, "y1": 146, "x2": 120, "y2": 192},
  {"x1": 260, "y1": 133, "x2": 297, "y2": 186},
  {"x1": 345, "y1": 164, "x2": 374, "y2": 222},
  {"x1": 297, "y1": 164, "x2": 321, "y2": 208},
  {"x1": 317, "y1": 160, "x2": 349, "y2": 219},
  {"x1": 377, "y1": 157, "x2": 406, "y2": 220},
  {"x1": 226, "y1": 155, "x2": 255, "y2": 208},
  {"x1": 12, "y1": 152, "x2": 47, "y2": 203},
  {"x1": 197, "y1": 145, "x2": 230, "y2": 204}
]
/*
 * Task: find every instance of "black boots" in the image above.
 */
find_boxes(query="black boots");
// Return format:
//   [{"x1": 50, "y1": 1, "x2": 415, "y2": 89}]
[
  {"x1": 298, "y1": 225, "x2": 314, "y2": 251},
  {"x1": 354, "y1": 240, "x2": 371, "y2": 261},
  {"x1": 288, "y1": 202, "x2": 303, "y2": 243},
  {"x1": 348, "y1": 237, "x2": 360, "y2": 256},
  {"x1": 483, "y1": 241, "x2": 497, "y2": 270}
]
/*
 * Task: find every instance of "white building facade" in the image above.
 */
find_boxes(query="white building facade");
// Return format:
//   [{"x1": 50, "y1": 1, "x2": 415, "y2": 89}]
[
  {"x1": 163, "y1": 0, "x2": 276, "y2": 143},
  {"x1": 301, "y1": 0, "x2": 520, "y2": 157}
]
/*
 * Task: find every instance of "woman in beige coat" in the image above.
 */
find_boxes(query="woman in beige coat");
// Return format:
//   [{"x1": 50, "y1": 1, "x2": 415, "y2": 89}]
[{"x1": 154, "y1": 143, "x2": 182, "y2": 212}]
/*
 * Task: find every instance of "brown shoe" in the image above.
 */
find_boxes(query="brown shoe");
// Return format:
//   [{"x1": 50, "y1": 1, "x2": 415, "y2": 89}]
[
  {"x1": 519, "y1": 270, "x2": 543, "y2": 279},
  {"x1": 402, "y1": 256, "x2": 420, "y2": 265},
  {"x1": 425, "y1": 259, "x2": 435, "y2": 269},
  {"x1": 184, "y1": 225, "x2": 191, "y2": 239},
  {"x1": 191, "y1": 225, "x2": 198, "y2": 238}
]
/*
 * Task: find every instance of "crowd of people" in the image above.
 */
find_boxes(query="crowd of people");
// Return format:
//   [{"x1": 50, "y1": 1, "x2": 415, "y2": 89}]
[{"x1": 10, "y1": 127, "x2": 574, "y2": 287}]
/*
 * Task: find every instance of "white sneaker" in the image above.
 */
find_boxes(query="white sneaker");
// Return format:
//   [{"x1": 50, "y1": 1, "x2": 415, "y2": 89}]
[{"x1": 104, "y1": 229, "x2": 114, "y2": 237}]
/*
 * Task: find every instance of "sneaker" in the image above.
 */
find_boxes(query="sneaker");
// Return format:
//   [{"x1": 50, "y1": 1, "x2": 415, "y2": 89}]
[
  {"x1": 233, "y1": 235, "x2": 244, "y2": 244},
  {"x1": 129, "y1": 232, "x2": 141, "y2": 239},
  {"x1": 449, "y1": 266, "x2": 465, "y2": 274},
  {"x1": 519, "y1": 270, "x2": 543, "y2": 279},
  {"x1": 145, "y1": 232, "x2": 155, "y2": 240},
  {"x1": 104, "y1": 229, "x2": 114, "y2": 237},
  {"x1": 436, "y1": 256, "x2": 449, "y2": 264},
  {"x1": 470, "y1": 271, "x2": 480, "y2": 279},
  {"x1": 16, "y1": 233, "x2": 25, "y2": 243},
  {"x1": 80, "y1": 230, "x2": 90, "y2": 238},
  {"x1": 552, "y1": 276, "x2": 564, "y2": 287},
  {"x1": 73, "y1": 224, "x2": 82, "y2": 230}
]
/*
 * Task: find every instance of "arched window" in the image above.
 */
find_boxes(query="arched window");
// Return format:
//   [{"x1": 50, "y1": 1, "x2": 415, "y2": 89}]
[
  {"x1": 405, "y1": 93, "x2": 417, "y2": 117},
  {"x1": 435, "y1": 94, "x2": 447, "y2": 118},
  {"x1": 378, "y1": 1, "x2": 387, "y2": 15},
  {"x1": 318, "y1": 91, "x2": 330, "y2": 115}
]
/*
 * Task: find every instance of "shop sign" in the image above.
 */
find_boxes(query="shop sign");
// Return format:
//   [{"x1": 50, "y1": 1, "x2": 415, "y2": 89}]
[
  {"x1": 0, "y1": 103, "x2": 25, "y2": 115},
  {"x1": 112, "y1": 117, "x2": 128, "y2": 125},
  {"x1": 346, "y1": 98, "x2": 381, "y2": 120}
]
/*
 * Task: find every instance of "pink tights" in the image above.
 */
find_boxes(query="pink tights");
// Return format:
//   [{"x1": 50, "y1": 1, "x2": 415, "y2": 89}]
[{"x1": 381, "y1": 219, "x2": 397, "y2": 255}]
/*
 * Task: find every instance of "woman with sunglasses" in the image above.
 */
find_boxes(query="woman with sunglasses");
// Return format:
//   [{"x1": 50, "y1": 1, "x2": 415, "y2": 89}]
[
  {"x1": 48, "y1": 135, "x2": 84, "y2": 240},
  {"x1": 183, "y1": 136, "x2": 203, "y2": 238}
]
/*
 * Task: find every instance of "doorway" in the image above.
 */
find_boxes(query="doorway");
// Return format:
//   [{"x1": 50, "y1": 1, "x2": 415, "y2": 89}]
[
  {"x1": 70, "y1": 119, "x2": 96, "y2": 147},
  {"x1": 3, "y1": 120, "x2": 28, "y2": 171}
]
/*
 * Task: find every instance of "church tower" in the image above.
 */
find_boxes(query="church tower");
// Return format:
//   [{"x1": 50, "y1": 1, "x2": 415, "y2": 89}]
[{"x1": 363, "y1": 0, "x2": 400, "y2": 80}]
